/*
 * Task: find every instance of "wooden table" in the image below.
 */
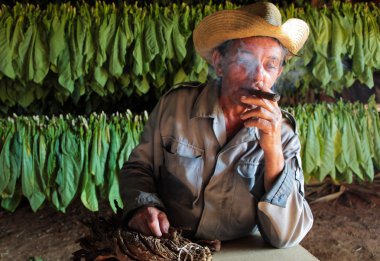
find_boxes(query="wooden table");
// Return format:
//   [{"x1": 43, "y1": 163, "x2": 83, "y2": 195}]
[{"x1": 213, "y1": 232, "x2": 319, "y2": 261}]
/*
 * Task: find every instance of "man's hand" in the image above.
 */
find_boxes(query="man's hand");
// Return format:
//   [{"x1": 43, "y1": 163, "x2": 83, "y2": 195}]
[
  {"x1": 128, "y1": 206, "x2": 170, "y2": 237},
  {"x1": 240, "y1": 95, "x2": 282, "y2": 150},
  {"x1": 240, "y1": 95, "x2": 285, "y2": 191}
]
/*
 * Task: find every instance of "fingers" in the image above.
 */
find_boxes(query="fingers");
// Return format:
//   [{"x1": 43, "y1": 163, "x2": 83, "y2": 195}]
[
  {"x1": 146, "y1": 208, "x2": 163, "y2": 236},
  {"x1": 240, "y1": 106, "x2": 274, "y2": 122},
  {"x1": 242, "y1": 117, "x2": 276, "y2": 134},
  {"x1": 127, "y1": 206, "x2": 170, "y2": 237},
  {"x1": 240, "y1": 96, "x2": 282, "y2": 134},
  {"x1": 158, "y1": 212, "x2": 170, "y2": 234},
  {"x1": 240, "y1": 95, "x2": 278, "y2": 113}
]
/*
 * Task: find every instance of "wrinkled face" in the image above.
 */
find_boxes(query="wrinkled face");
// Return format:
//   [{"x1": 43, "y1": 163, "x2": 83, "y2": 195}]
[{"x1": 214, "y1": 37, "x2": 284, "y2": 106}]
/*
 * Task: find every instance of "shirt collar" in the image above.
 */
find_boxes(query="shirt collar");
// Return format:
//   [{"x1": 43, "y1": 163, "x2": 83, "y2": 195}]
[
  {"x1": 191, "y1": 81, "x2": 222, "y2": 119},
  {"x1": 190, "y1": 80, "x2": 259, "y2": 145}
]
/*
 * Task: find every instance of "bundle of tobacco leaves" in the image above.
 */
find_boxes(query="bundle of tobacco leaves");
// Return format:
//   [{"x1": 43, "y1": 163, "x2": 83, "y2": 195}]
[{"x1": 71, "y1": 212, "x2": 220, "y2": 261}]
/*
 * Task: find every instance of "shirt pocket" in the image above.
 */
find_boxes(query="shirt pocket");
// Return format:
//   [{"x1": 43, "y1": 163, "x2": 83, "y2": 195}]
[
  {"x1": 235, "y1": 161, "x2": 262, "y2": 191},
  {"x1": 230, "y1": 161, "x2": 262, "y2": 229},
  {"x1": 159, "y1": 137, "x2": 204, "y2": 206}
]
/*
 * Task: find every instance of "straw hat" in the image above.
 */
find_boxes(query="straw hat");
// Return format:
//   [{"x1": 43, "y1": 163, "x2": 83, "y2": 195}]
[{"x1": 193, "y1": 2, "x2": 309, "y2": 63}]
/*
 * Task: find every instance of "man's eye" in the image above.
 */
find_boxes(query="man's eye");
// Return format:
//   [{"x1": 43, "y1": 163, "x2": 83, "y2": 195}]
[
  {"x1": 265, "y1": 62, "x2": 279, "y2": 70},
  {"x1": 237, "y1": 59, "x2": 251, "y2": 66},
  {"x1": 234, "y1": 60, "x2": 251, "y2": 71}
]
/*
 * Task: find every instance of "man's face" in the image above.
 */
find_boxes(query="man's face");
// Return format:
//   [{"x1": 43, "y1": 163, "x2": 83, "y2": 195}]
[{"x1": 216, "y1": 37, "x2": 284, "y2": 106}]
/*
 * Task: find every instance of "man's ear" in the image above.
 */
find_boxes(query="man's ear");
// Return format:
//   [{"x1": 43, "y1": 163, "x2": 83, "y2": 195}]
[{"x1": 211, "y1": 50, "x2": 223, "y2": 77}]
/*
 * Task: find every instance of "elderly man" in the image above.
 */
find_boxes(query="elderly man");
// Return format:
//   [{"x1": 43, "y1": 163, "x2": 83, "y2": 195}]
[{"x1": 120, "y1": 2, "x2": 313, "y2": 248}]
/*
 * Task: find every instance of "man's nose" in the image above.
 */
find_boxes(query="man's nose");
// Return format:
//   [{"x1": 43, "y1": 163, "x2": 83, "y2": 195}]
[{"x1": 250, "y1": 64, "x2": 265, "y2": 85}]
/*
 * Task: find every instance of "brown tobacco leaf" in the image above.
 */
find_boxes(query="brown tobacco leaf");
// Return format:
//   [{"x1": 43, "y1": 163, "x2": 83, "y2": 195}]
[
  {"x1": 117, "y1": 230, "x2": 167, "y2": 261},
  {"x1": 138, "y1": 233, "x2": 178, "y2": 259},
  {"x1": 72, "y1": 215, "x2": 216, "y2": 261}
]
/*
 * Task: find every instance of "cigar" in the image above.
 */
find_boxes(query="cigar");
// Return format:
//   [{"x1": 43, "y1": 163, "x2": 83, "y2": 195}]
[{"x1": 248, "y1": 89, "x2": 280, "y2": 102}]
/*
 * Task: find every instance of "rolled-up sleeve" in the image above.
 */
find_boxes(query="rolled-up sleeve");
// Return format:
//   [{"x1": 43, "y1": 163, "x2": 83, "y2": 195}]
[{"x1": 260, "y1": 162, "x2": 295, "y2": 207}]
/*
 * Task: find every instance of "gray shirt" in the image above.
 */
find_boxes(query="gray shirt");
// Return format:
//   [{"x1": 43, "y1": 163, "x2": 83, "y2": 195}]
[{"x1": 120, "y1": 81, "x2": 313, "y2": 248}]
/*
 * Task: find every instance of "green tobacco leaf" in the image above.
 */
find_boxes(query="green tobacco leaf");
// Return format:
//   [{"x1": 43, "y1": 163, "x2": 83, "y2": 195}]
[
  {"x1": 319, "y1": 111, "x2": 336, "y2": 181},
  {"x1": 332, "y1": 117, "x2": 344, "y2": 174},
  {"x1": 49, "y1": 10, "x2": 67, "y2": 69},
  {"x1": 142, "y1": 16, "x2": 159, "y2": 65},
  {"x1": 370, "y1": 102, "x2": 380, "y2": 169},
  {"x1": 1, "y1": 184, "x2": 22, "y2": 212},
  {"x1": 135, "y1": 75, "x2": 150, "y2": 95},
  {"x1": 18, "y1": 84, "x2": 35, "y2": 108},
  {"x1": 343, "y1": 111, "x2": 362, "y2": 179},
  {"x1": 98, "y1": 115, "x2": 110, "y2": 187},
  {"x1": 352, "y1": 11, "x2": 364, "y2": 76},
  {"x1": 173, "y1": 68, "x2": 187, "y2": 85},
  {"x1": 161, "y1": 8, "x2": 174, "y2": 60},
  {"x1": 172, "y1": 13, "x2": 187, "y2": 63},
  {"x1": 153, "y1": 11, "x2": 167, "y2": 65},
  {"x1": 3, "y1": 125, "x2": 22, "y2": 198},
  {"x1": 314, "y1": 10, "x2": 331, "y2": 58},
  {"x1": 56, "y1": 130, "x2": 82, "y2": 210},
  {"x1": 80, "y1": 118, "x2": 98, "y2": 211},
  {"x1": 45, "y1": 124, "x2": 59, "y2": 198},
  {"x1": 312, "y1": 55, "x2": 331, "y2": 87},
  {"x1": 0, "y1": 15, "x2": 23, "y2": 80},
  {"x1": 70, "y1": 15, "x2": 83, "y2": 81},
  {"x1": 0, "y1": 126, "x2": 12, "y2": 194},
  {"x1": 132, "y1": 10, "x2": 143, "y2": 76},
  {"x1": 93, "y1": 66, "x2": 108, "y2": 89},
  {"x1": 367, "y1": 7, "x2": 380, "y2": 68},
  {"x1": 304, "y1": 114, "x2": 320, "y2": 175},
  {"x1": 330, "y1": 5, "x2": 347, "y2": 82},
  {"x1": 89, "y1": 115, "x2": 99, "y2": 178},
  {"x1": 117, "y1": 112, "x2": 135, "y2": 168},
  {"x1": 359, "y1": 108, "x2": 374, "y2": 181},
  {"x1": 33, "y1": 129, "x2": 48, "y2": 197},
  {"x1": 57, "y1": 38, "x2": 75, "y2": 93},
  {"x1": 80, "y1": 171, "x2": 98, "y2": 212},
  {"x1": 20, "y1": 122, "x2": 45, "y2": 212},
  {"x1": 107, "y1": 123, "x2": 123, "y2": 212},
  {"x1": 17, "y1": 22, "x2": 35, "y2": 82},
  {"x1": 89, "y1": 113, "x2": 110, "y2": 188},
  {"x1": 108, "y1": 16, "x2": 127, "y2": 78},
  {"x1": 33, "y1": 24, "x2": 49, "y2": 84},
  {"x1": 11, "y1": 9, "x2": 48, "y2": 84},
  {"x1": 0, "y1": 16, "x2": 14, "y2": 78},
  {"x1": 96, "y1": 5, "x2": 116, "y2": 68},
  {"x1": 82, "y1": 5, "x2": 95, "y2": 75},
  {"x1": 344, "y1": 169, "x2": 353, "y2": 184}
]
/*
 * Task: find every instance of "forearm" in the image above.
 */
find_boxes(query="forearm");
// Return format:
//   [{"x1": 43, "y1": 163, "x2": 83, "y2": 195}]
[{"x1": 263, "y1": 146, "x2": 285, "y2": 191}]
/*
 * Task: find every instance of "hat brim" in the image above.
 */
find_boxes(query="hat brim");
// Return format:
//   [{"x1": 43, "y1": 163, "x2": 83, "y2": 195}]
[{"x1": 193, "y1": 9, "x2": 309, "y2": 63}]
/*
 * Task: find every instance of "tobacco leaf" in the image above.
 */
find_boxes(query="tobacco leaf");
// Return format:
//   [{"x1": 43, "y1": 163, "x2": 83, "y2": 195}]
[
  {"x1": 72, "y1": 213, "x2": 215, "y2": 261},
  {"x1": 0, "y1": 124, "x2": 12, "y2": 194},
  {"x1": 21, "y1": 120, "x2": 45, "y2": 212},
  {"x1": 319, "y1": 107, "x2": 336, "y2": 181},
  {"x1": 107, "y1": 122, "x2": 123, "y2": 213},
  {"x1": 80, "y1": 116, "x2": 99, "y2": 212}
]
